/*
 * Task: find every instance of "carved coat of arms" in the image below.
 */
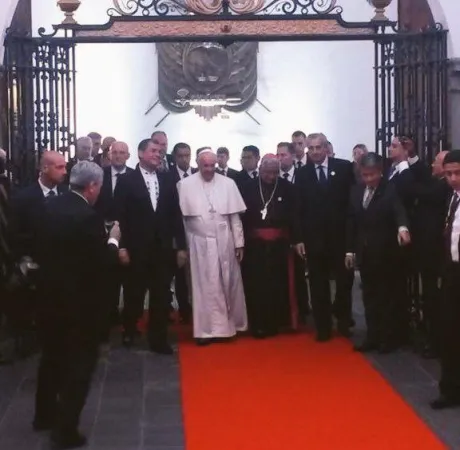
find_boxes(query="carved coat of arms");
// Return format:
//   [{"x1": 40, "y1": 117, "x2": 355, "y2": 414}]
[{"x1": 157, "y1": 42, "x2": 258, "y2": 120}]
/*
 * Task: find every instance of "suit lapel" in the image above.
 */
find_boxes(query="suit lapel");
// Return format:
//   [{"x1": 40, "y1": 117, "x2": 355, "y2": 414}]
[
  {"x1": 364, "y1": 182, "x2": 384, "y2": 211},
  {"x1": 327, "y1": 159, "x2": 335, "y2": 181},
  {"x1": 134, "y1": 167, "x2": 153, "y2": 211}
]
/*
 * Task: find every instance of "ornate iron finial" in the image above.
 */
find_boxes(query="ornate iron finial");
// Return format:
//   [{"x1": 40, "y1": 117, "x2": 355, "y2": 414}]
[
  {"x1": 57, "y1": 0, "x2": 81, "y2": 24},
  {"x1": 369, "y1": 0, "x2": 392, "y2": 21}
]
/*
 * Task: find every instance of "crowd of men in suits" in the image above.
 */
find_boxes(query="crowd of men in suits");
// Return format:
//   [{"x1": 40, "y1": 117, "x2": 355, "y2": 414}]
[{"x1": 0, "y1": 127, "x2": 460, "y2": 447}]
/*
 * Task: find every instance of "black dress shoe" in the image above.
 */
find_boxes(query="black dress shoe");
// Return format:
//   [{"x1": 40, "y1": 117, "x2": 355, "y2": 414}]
[
  {"x1": 33, "y1": 419, "x2": 54, "y2": 432},
  {"x1": 122, "y1": 334, "x2": 134, "y2": 348},
  {"x1": 0, "y1": 352, "x2": 12, "y2": 365},
  {"x1": 422, "y1": 345, "x2": 439, "y2": 359},
  {"x1": 337, "y1": 322, "x2": 353, "y2": 338},
  {"x1": 353, "y1": 341, "x2": 378, "y2": 353},
  {"x1": 378, "y1": 343, "x2": 398, "y2": 354},
  {"x1": 316, "y1": 332, "x2": 332, "y2": 342},
  {"x1": 149, "y1": 343, "x2": 174, "y2": 355},
  {"x1": 430, "y1": 396, "x2": 460, "y2": 410},
  {"x1": 51, "y1": 430, "x2": 87, "y2": 449},
  {"x1": 196, "y1": 338, "x2": 212, "y2": 346},
  {"x1": 252, "y1": 330, "x2": 267, "y2": 339}
]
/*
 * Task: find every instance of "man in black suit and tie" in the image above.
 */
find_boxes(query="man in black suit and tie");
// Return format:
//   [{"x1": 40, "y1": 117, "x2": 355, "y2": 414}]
[
  {"x1": 386, "y1": 136, "x2": 418, "y2": 346},
  {"x1": 352, "y1": 144, "x2": 369, "y2": 183},
  {"x1": 171, "y1": 142, "x2": 196, "y2": 323},
  {"x1": 8, "y1": 151, "x2": 68, "y2": 355},
  {"x1": 412, "y1": 150, "x2": 451, "y2": 358},
  {"x1": 94, "y1": 141, "x2": 133, "y2": 336},
  {"x1": 151, "y1": 131, "x2": 175, "y2": 172},
  {"x1": 114, "y1": 139, "x2": 187, "y2": 354},
  {"x1": 277, "y1": 142, "x2": 310, "y2": 320},
  {"x1": 295, "y1": 133, "x2": 354, "y2": 341},
  {"x1": 216, "y1": 147, "x2": 239, "y2": 180},
  {"x1": 291, "y1": 130, "x2": 308, "y2": 169},
  {"x1": 346, "y1": 153, "x2": 411, "y2": 353},
  {"x1": 431, "y1": 149, "x2": 460, "y2": 410},
  {"x1": 34, "y1": 161, "x2": 120, "y2": 448},
  {"x1": 235, "y1": 145, "x2": 260, "y2": 190}
]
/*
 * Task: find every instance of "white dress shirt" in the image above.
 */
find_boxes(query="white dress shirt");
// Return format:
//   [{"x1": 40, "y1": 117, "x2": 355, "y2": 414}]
[
  {"x1": 450, "y1": 193, "x2": 460, "y2": 262},
  {"x1": 280, "y1": 166, "x2": 295, "y2": 183},
  {"x1": 408, "y1": 156, "x2": 419, "y2": 166},
  {"x1": 140, "y1": 168, "x2": 159, "y2": 210},
  {"x1": 111, "y1": 166, "x2": 126, "y2": 193},
  {"x1": 388, "y1": 160, "x2": 410, "y2": 180},
  {"x1": 295, "y1": 154, "x2": 307, "y2": 168},
  {"x1": 246, "y1": 170, "x2": 258, "y2": 178},
  {"x1": 177, "y1": 167, "x2": 192, "y2": 179},
  {"x1": 38, "y1": 178, "x2": 58, "y2": 197},
  {"x1": 315, "y1": 157, "x2": 329, "y2": 181}
]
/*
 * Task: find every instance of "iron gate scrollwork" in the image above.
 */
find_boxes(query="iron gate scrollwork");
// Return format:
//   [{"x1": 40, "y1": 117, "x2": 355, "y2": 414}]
[
  {"x1": 3, "y1": 33, "x2": 76, "y2": 185},
  {"x1": 374, "y1": 25, "x2": 449, "y2": 161},
  {"x1": 0, "y1": 0, "x2": 450, "y2": 185}
]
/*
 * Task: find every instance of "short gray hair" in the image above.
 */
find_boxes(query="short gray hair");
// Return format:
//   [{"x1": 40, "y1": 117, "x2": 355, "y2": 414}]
[
  {"x1": 307, "y1": 133, "x2": 328, "y2": 148},
  {"x1": 70, "y1": 161, "x2": 103, "y2": 190},
  {"x1": 76, "y1": 136, "x2": 92, "y2": 151},
  {"x1": 359, "y1": 152, "x2": 383, "y2": 170}
]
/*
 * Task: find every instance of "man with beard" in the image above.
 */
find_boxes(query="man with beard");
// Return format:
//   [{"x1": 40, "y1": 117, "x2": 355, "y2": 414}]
[
  {"x1": 241, "y1": 154, "x2": 304, "y2": 337},
  {"x1": 115, "y1": 139, "x2": 186, "y2": 353}
]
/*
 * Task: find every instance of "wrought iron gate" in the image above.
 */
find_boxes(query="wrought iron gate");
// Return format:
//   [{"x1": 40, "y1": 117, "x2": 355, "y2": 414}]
[
  {"x1": 0, "y1": 0, "x2": 450, "y2": 185},
  {"x1": 2, "y1": 34, "x2": 76, "y2": 185},
  {"x1": 374, "y1": 25, "x2": 449, "y2": 162}
]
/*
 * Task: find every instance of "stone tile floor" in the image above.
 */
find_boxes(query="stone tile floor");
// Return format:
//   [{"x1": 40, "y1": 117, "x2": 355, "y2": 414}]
[
  {"x1": 0, "y1": 340, "x2": 185, "y2": 450},
  {"x1": 0, "y1": 299, "x2": 459, "y2": 449}
]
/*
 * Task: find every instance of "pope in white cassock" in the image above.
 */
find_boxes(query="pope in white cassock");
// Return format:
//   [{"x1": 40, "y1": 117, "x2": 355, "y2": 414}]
[{"x1": 177, "y1": 149, "x2": 248, "y2": 345}]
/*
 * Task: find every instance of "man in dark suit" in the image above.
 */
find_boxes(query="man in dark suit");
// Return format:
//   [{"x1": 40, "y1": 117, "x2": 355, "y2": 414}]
[
  {"x1": 431, "y1": 150, "x2": 460, "y2": 410},
  {"x1": 94, "y1": 141, "x2": 133, "y2": 336},
  {"x1": 88, "y1": 132, "x2": 102, "y2": 162},
  {"x1": 216, "y1": 147, "x2": 239, "y2": 180},
  {"x1": 66, "y1": 136, "x2": 92, "y2": 181},
  {"x1": 346, "y1": 153, "x2": 411, "y2": 353},
  {"x1": 295, "y1": 133, "x2": 354, "y2": 341},
  {"x1": 170, "y1": 142, "x2": 196, "y2": 323},
  {"x1": 151, "y1": 130, "x2": 175, "y2": 172},
  {"x1": 114, "y1": 139, "x2": 187, "y2": 354},
  {"x1": 412, "y1": 151, "x2": 451, "y2": 358},
  {"x1": 34, "y1": 161, "x2": 120, "y2": 448},
  {"x1": 8, "y1": 151, "x2": 68, "y2": 355},
  {"x1": 235, "y1": 145, "x2": 260, "y2": 190},
  {"x1": 277, "y1": 142, "x2": 310, "y2": 320},
  {"x1": 352, "y1": 144, "x2": 368, "y2": 183},
  {"x1": 386, "y1": 136, "x2": 418, "y2": 345}
]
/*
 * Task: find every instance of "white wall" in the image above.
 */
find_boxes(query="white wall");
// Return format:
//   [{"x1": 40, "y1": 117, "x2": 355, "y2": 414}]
[
  {"x1": 0, "y1": 0, "x2": 20, "y2": 61},
  {"x1": 0, "y1": 0, "x2": 439, "y2": 167}
]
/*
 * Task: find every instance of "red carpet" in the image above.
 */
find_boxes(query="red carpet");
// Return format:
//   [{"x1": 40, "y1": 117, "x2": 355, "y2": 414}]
[{"x1": 178, "y1": 333, "x2": 446, "y2": 450}]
